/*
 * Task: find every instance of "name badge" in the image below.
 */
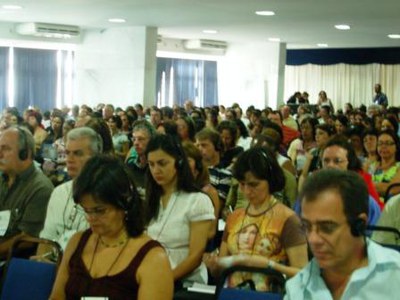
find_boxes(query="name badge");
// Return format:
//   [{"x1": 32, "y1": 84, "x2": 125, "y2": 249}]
[{"x1": 0, "y1": 210, "x2": 11, "y2": 236}]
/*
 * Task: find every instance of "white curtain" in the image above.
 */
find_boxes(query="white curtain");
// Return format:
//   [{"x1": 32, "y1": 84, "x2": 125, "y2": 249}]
[{"x1": 284, "y1": 63, "x2": 400, "y2": 111}]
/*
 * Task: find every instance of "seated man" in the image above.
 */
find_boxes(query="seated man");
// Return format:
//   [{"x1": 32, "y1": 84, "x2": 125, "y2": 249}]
[
  {"x1": 36, "y1": 127, "x2": 103, "y2": 258},
  {"x1": 285, "y1": 169, "x2": 400, "y2": 300},
  {"x1": 126, "y1": 120, "x2": 155, "y2": 195},
  {"x1": 195, "y1": 128, "x2": 232, "y2": 214},
  {"x1": 0, "y1": 126, "x2": 53, "y2": 259}
]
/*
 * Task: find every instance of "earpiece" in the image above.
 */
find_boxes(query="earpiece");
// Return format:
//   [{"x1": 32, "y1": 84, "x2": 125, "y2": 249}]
[
  {"x1": 176, "y1": 158, "x2": 184, "y2": 169},
  {"x1": 195, "y1": 159, "x2": 203, "y2": 173},
  {"x1": 350, "y1": 218, "x2": 366, "y2": 237},
  {"x1": 215, "y1": 137, "x2": 223, "y2": 152}
]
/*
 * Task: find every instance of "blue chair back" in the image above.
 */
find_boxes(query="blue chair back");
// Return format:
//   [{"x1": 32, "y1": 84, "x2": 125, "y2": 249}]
[{"x1": 0, "y1": 258, "x2": 57, "y2": 300}]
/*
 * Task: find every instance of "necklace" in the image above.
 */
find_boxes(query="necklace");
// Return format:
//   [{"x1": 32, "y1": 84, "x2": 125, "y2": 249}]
[
  {"x1": 89, "y1": 235, "x2": 130, "y2": 277},
  {"x1": 237, "y1": 196, "x2": 278, "y2": 255},
  {"x1": 154, "y1": 192, "x2": 179, "y2": 241},
  {"x1": 99, "y1": 231, "x2": 129, "y2": 248},
  {"x1": 62, "y1": 184, "x2": 85, "y2": 232}
]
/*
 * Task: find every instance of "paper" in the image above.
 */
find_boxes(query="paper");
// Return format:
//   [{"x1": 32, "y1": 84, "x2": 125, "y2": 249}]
[
  {"x1": 218, "y1": 219, "x2": 226, "y2": 231},
  {"x1": 187, "y1": 283, "x2": 216, "y2": 294},
  {"x1": 0, "y1": 210, "x2": 11, "y2": 236}
]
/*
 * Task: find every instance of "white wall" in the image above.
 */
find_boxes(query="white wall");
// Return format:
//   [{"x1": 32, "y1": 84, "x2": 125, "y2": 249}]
[
  {"x1": 217, "y1": 42, "x2": 286, "y2": 110},
  {"x1": 74, "y1": 26, "x2": 157, "y2": 109}
]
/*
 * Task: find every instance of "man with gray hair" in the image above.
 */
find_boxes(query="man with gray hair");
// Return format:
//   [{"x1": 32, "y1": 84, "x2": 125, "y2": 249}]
[
  {"x1": 36, "y1": 127, "x2": 102, "y2": 258},
  {"x1": 0, "y1": 126, "x2": 53, "y2": 259}
]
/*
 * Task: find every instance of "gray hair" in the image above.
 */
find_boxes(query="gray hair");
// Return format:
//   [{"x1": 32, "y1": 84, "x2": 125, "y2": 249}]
[
  {"x1": 11, "y1": 126, "x2": 36, "y2": 160},
  {"x1": 66, "y1": 127, "x2": 103, "y2": 154},
  {"x1": 132, "y1": 119, "x2": 156, "y2": 137}
]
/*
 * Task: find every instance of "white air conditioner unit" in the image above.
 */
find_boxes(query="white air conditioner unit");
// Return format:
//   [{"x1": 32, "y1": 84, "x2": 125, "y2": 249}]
[
  {"x1": 15, "y1": 22, "x2": 81, "y2": 39},
  {"x1": 183, "y1": 39, "x2": 227, "y2": 52}
]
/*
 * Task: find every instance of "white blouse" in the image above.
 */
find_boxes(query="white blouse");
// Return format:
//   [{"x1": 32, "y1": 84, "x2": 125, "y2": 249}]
[{"x1": 147, "y1": 191, "x2": 215, "y2": 284}]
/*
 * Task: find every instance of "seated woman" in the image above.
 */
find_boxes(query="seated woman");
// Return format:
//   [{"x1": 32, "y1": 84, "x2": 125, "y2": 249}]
[
  {"x1": 362, "y1": 128, "x2": 379, "y2": 170},
  {"x1": 205, "y1": 147, "x2": 308, "y2": 291},
  {"x1": 298, "y1": 123, "x2": 336, "y2": 191},
  {"x1": 145, "y1": 134, "x2": 215, "y2": 288},
  {"x1": 50, "y1": 155, "x2": 173, "y2": 300},
  {"x1": 217, "y1": 120, "x2": 244, "y2": 168},
  {"x1": 367, "y1": 129, "x2": 400, "y2": 200},
  {"x1": 287, "y1": 117, "x2": 318, "y2": 177}
]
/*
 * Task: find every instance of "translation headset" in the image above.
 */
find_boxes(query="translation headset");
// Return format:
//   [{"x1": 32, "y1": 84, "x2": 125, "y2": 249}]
[{"x1": 349, "y1": 217, "x2": 366, "y2": 237}]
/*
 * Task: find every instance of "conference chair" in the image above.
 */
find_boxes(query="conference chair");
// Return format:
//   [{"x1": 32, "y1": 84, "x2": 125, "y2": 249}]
[
  {"x1": 0, "y1": 236, "x2": 63, "y2": 300},
  {"x1": 368, "y1": 225, "x2": 400, "y2": 252},
  {"x1": 384, "y1": 182, "x2": 400, "y2": 203},
  {"x1": 214, "y1": 265, "x2": 286, "y2": 300}
]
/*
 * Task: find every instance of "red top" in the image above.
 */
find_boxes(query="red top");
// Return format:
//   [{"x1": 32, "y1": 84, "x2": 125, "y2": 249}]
[{"x1": 358, "y1": 169, "x2": 383, "y2": 210}]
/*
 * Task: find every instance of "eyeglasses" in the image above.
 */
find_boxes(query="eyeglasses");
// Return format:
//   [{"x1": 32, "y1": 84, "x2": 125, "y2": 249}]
[
  {"x1": 301, "y1": 220, "x2": 344, "y2": 236},
  {"x1": 322, "y1": 158, "x2": 348, "y2": 165},
  {"x1": 377, "y1": 141, "x2": 396, "y2": 147},
  {"x1": 77, "y1": 205, "x2": 109, "y2": 218}
]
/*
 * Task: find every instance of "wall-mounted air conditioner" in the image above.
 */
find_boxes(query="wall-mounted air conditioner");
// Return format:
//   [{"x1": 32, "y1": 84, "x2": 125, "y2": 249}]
[
  {"x1": 15, "y1": 22, "x2": 81, "y2": 39},
  {"x1": 183, "y1": 39, "x2": 227, "y2": 53}
]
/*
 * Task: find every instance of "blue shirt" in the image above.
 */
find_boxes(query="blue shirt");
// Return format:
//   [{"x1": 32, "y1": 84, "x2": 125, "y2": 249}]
[{"x1": 285, "y1": 240, "x2": 400, "y2": 300}]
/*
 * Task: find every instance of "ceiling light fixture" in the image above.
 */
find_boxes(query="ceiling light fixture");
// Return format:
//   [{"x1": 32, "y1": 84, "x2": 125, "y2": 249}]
[
  {"x1": 317, "y1": 43, "x2": 328, "y2": 47},
  {"x1": 255, "y1": 11, "x2": 275, "y2": 16},
  {"x1": 203, "y1": 30, "x2": 218, "y2": 34},
  {"x1": 335, "y1": 24, "x2": 351, "y2": 30},
  {"x1": 2, "y1": 5, "x2": 22, "y2": 10},
  {"x1": 268, "y1": 37, "x2": 280, "y2": 42},
  {"x1": 108, "y1": 18, "x2": 126, "y2": 23},
  {"x1": 388, "y1": 34, "x2": 400, "y2": 39}
]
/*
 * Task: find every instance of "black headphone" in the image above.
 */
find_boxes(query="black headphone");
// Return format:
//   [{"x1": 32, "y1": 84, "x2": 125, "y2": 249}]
[
  {"x1": 349, "y1": 218, "x2": 366, "y2": 237},
  {"x1": 195, "y1": 159, "x2": 203, "y2": 174},
  {"x1": 214, "y1": 136, "x2": 223, "y2": 152},
  {"x1": 17, "y1": 127, "x2": 29, "y2": 160}
]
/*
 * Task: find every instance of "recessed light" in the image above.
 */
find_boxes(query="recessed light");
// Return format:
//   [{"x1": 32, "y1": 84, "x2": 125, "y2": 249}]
[
  {"x1": 255, "y1": 11, "x2": 275, "y2": 16},
  {"x1": 317, "y1": 43, "x2": 328, "y2": 47},
  {"x1": 268, "y1": 37, "x2": 281, "y2": 42},
  {"x1": 335, "y1": 24, "x2": 351, "y2": 30},
  {"x1": 108, "y1": 18, "x2": 126, "y2": 23},
  {"x1": 2, "y1": 5, "x2": 22, "y2": 10},
  {"x1": 203, "y1": 30, "x2": 218, "y2": 34},
  {"x1": 388, "y1": 34, "x2": 400, "y2": 39}
]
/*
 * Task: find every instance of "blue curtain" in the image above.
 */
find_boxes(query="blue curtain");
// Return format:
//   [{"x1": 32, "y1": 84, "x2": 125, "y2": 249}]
[
  {"x1": 13, "y1": 48, "x2": 57, "y2": 112},
  {"x1": 156, "y1": 57, "x2": 218, "y2": 107},
  {"x1": 203, "y1": 61, "x2": 218, "y2": 107},
  {"x1": 0, "y1": 47, "x2": 8, "y2": 112}
]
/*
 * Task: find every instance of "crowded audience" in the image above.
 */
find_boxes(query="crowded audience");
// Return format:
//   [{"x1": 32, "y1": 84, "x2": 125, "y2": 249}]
[{"x1": 1, "y1": 89, "x2": 400, "y2": 299}]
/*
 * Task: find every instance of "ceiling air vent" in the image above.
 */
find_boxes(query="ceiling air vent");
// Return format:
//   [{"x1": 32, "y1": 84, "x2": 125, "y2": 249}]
[
  {"x1": 183, "y1": 39, "x2": 227, "y2": 53},
  {"x1": 15, "y1": 22, "x2": 81, "y2": 39}
]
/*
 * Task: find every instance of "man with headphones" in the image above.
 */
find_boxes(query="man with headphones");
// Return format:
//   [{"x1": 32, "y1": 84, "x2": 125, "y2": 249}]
[
  {"x1": 285, "y1": 169, "x2": 400, "y2": 300},
  {"x1": 195, "y1": 128, "x2": 232, "y2": 216},
  {"x1": 36, "y1": 127, "x2": 103, "y2": 259},
  {"x1": 0, "y1": 126, "x2": 53, "y2": 259}
]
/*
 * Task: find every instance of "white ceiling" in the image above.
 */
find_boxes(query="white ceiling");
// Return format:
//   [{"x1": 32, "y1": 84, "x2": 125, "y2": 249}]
[{"x1": 0, "y1": 0, "x2": 399, "y2": 49}]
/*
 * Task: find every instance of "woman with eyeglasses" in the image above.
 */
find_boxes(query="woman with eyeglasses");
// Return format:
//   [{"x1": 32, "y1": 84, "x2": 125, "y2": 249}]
[
  {"x1": 145, "y1": 134, "x2": 214, "y2": 290},
  {"x1": 50, "y1": 155, "x2": 173, "y2": 300},
  {"x1": 205, "y1": 147, "x2": 307, "y2": 291},
  {"x1": 367, "y1": 130, "x2": 400, "y2": 199}
]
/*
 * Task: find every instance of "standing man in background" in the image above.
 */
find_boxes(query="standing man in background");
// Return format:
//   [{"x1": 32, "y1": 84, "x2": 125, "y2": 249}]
[{"x1": 373, "y1": 83, "x2": 388, "y2": 108}]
